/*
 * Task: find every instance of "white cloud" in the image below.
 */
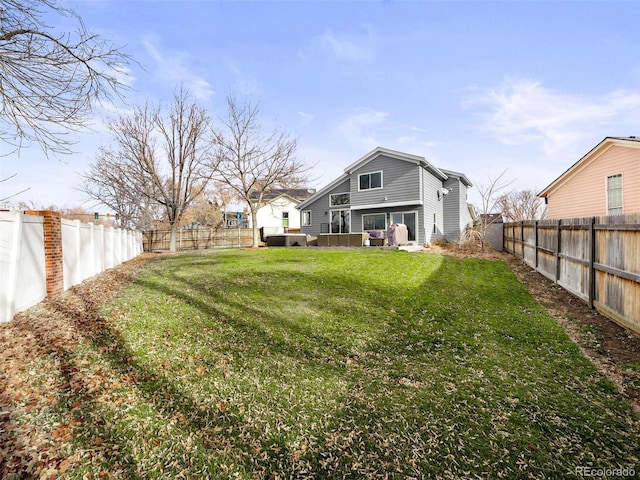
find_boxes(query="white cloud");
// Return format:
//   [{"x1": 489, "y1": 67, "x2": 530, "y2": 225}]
[
  {"x1": 298, "y1": 111, "x2": 315, "y2": 125},
  {"x1": 466, "y1": 78, "x2": 640, "y2": 155},
  {"x1": 336, "y1": 109, "x2": 389, "y2": 149},
  {"x1": 142, "y1": 34, "x2": 214, "y2": 101},
  {"x1": 302, "y1": 26, "x2": 376, "y2": 63},
  {"x1": 333, "y1": 110, "x2": 442, "y2": 156}
]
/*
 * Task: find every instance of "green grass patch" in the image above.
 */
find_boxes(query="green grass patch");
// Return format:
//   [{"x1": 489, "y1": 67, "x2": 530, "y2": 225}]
[{"x1": 38, "y1": 249, "x2": 640, "y2": 478}]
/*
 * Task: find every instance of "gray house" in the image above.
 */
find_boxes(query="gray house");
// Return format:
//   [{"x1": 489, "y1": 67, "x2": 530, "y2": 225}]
[{"x1": 296, "y1": 147, "x2": 475, "y2": 246}]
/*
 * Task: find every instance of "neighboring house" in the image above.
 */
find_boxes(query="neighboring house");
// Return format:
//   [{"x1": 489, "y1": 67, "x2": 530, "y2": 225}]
[
  {"x1": 296, "y1": 147, "x2": 474, "y2": 245},
  {"x1": 539, "y1": 136, "x2": 640, "y2": 218},
  {"x1": 249, "y1": 189, "x2": 316, "y2": 233}
]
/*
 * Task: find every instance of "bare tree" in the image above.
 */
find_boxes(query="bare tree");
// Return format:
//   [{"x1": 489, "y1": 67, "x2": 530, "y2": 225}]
[
  {"x1": 80, "y1": 150, "x2": 164, "y2": 229},
  {"x1": 214, "y1": 94, "x2": 312, "y2": 247},
  {"x1": 496, "y1": 189, "x2": 547, "y2": 222},
  {"x1": 180, "y1": 189, "x2": 223, "y2": 229},
  {"x1": 474, "y1": 169, "x2": 515, "y2": 251},
  {"x1": 81, "y1": 88, "x2": 217, "y2": 251},
  {"x1": 0, "y1": 173, "x2": 29, "y2": 205},
  {"x1": 1, "y1": 0, "x2": 132, "y2": 155}
]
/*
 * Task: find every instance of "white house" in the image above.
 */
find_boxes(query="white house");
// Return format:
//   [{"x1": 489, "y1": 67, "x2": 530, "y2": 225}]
[{"x1": 248, "y1": 189, "x2": 316, "y2": 235}]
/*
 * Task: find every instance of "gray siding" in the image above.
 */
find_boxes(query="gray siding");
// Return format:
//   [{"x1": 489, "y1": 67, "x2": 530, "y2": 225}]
[
  {"x1": 299, "y1": 149, "x2": 471, "y2": 246},
  {"x1": 442, "y1": 178, "x2": 473, "y2": 241},
  {"x1": 458, "y1": 183, "x2": 474, "y2": 232},
  {"x1": 299, "y1": 178, "x2": 351, "y2": 237},
  {"x1": 351, "y1": 205, "x2": 422, "y2": 240},
  {"x1": 421, "y1": 168, "x2": 444, "y2": 244},
  {"x1": 442, "y1": 177, "x2": 461, "y2": 241},
  {"x1": 350, "y1": 155, "x2": 421, "y2": 206}
]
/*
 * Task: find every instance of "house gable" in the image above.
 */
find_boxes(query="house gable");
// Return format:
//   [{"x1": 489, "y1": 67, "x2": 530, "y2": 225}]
[
  {"x1": 344, "y1": 147, "x2": 448, "y2": 182},
  {"x1": 349, "y1": 152, "x2": 422, "y2": 211},
  {"x1": 296, "y1": 177, "x2": 351, "y2": 237},
  {"x1": 297, "y1": 147, "x2": 473, "y2": 244},
  {"x1": 297, "y1": 147, "x2": 447, "y2": 211},
  {"x1": 539, "y1": 136, "x2": 640, "y2": 218}
]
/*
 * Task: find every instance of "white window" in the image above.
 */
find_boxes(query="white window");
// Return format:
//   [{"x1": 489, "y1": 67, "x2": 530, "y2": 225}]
[
  {"x1": 302, "y1": 210, "x2": 312, "y2": 226},
  {"x1": 358, "y1": 171, "x2": 383, "y2": 190},
  {"x1": 607, "y1": 174, "x2": 623, "y2": 215},
  {"x1": 330, "y1": 193, "x2": 350, "y2": 207},
  {"x1": 282, "y1": 211, "x2": 289, "y2": 228}
]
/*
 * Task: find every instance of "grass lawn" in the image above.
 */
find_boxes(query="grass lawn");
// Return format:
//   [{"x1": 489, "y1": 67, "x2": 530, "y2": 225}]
[{"x1": 3, "y1": 248, "x2": 639, "y2": 479}]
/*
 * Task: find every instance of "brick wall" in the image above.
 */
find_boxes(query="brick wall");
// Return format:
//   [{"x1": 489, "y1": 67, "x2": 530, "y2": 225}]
[{"x1": 25, "y1": 210, "x2": 64, "y2": 297}]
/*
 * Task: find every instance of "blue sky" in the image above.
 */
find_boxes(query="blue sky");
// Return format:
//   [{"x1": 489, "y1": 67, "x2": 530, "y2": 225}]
[{"x1": 4, "y1": 0, "x2": 640, "y2": 210}]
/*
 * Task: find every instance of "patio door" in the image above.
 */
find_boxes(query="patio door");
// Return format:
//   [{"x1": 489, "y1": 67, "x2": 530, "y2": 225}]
[
  {"x1": 391, "y1": 212, "x2": 416, "y2": 241},
  {"x1": 330, "y1": 209, "x2": 350, "y2": 233}
]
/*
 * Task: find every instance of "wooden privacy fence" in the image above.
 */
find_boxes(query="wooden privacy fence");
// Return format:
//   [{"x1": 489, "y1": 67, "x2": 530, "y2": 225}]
[
  {"x1": 143, "y1": 228, "x2": 255, "y2": 252},
  {"x1": 504, "y1": 214, "x2": 640, "y2": 335}
]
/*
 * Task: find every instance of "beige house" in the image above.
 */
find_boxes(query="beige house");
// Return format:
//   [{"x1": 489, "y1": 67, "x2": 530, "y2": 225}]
[{"x1": 538, "y1": 136, "x2": 640, "y2": 219}]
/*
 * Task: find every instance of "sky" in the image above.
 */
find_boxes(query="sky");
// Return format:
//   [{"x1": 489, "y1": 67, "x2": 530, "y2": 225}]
[{"x1": 3, "y1": 0, "x2": 640, "y2": 211}]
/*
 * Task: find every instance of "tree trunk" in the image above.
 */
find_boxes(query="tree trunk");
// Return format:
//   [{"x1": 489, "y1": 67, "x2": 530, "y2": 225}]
[
  {"x1": 252, "y1": 224, "x2": 260, "y2": 248},
  {"x1": 251, "y1": 207, "x2": 260, "y2": 248},
  {"x1": 169, "y1": 223, "x2": 178, "y2": 252}
]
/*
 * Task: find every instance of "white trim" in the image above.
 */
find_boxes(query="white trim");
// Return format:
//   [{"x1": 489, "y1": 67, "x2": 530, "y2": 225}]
[
  {"x1": 357, "y1": 170, "x2": 383, "y2": 191},
  {"x1": 350, "y1": 200, "x2": 423, "y2": 210},
  {"x1": 329, "y1": 208, "x2": 351, "y2": 233},
  {"x1": 297, "y1": 147, "x2": 450, "y2": 210},
  {"x1": 362, "y1": 212, "x2": 387, "y2": 231},
  {"x1": 346, "y1": 147, "x2": 424, "y2": 173},
  {"x1": 606, "y1": 172, "x2": 624, "y2": 214},
  {"x1": 329, "y1": 191, "x2": 351, "y2": 207},
  {"x1": 297, "y1": 173, "x2": 349, "y2": 210},
  {"x1": 390, "y1": 210, "x2": 418, "y2": 242},
  {"x1": 302, "y1": 210, "x2": 312, "y2": 226},
  {"x1": 539, "y1": 137, "x2": 640, "y2": 198},
  {"x1": 344, "y1": 147, "x2": 447, "y2": 181}
]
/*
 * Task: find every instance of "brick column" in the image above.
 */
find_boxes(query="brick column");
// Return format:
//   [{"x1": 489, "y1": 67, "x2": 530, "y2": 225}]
[{"x1": 25, "y1": 210, "x2": 64, "y2": 297}]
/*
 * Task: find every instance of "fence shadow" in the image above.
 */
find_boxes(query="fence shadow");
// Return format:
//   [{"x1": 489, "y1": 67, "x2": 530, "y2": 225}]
[{"x1": 504, "y1": 214, "x2": 640, "y2": 335}]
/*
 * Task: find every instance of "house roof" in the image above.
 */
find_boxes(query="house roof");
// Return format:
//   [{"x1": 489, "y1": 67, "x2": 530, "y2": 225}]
[
  {"x1": 440, "y1": 168, "x2": 473, "y2": 187},
  {"x1": 538, "y1": 136, "x2": 640, "y2": 198},
  {"x1": 296, "y1": 147, "x2": 450, "y2": 210},
  {"x1": 345, "y1": 147, "x2": 449, "y2": 181}
]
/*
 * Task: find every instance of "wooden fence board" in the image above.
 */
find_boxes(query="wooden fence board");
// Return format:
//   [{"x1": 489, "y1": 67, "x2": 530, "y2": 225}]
[
  {"x1": 143, "y1": 228, "x2": 255, "y2": 252},
  {"x1": 504, "y1": 215, "x2": 640, "y2": 335}
]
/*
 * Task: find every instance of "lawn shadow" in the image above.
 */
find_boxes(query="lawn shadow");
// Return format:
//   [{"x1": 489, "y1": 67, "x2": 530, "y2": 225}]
[{"x1": 2, "y1": 249, "x2": 638, "y2": 478}]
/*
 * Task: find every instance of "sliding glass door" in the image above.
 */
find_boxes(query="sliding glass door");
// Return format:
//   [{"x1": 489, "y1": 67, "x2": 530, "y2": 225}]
[
  {"x1": 391, "y1": 212, "x2": 416, "y2": 241},
  {"x1": 330, "y1": 209, "x2": 350, "y2": 233}
]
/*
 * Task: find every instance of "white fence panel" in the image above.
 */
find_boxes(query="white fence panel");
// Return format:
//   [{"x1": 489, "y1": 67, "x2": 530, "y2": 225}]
[
  {"x1": 0, "y1": 212, "x2": 47, "y2": 322},
  {"x1": 104, "y1": 227, "x2": 115, "y2": 269},
  {"x1": 62, "y1": 219, "x2": 81, "y2": 290},
  {"x1": 1, "y1": 212, "x2": 143, "y2": 322}
]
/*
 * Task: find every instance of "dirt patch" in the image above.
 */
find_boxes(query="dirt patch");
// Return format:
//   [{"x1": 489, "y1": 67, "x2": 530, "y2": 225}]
[{"x1": 428, "y1": 242, "x2": 640, "y2": 411}]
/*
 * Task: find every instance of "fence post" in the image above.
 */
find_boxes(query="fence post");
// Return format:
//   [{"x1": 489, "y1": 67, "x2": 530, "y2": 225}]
[
  {"x1": 534, "y1": 220, "x2": 539, "y2": 270},
  {"x1": 26, "y1": 210, "x2": 64, "y2": 296},
  {"x1": 555, "y1": 219, "x2": 561, "y2": 283},
  {"x1": 588, "y1": 216, "x2": 596, "y2": 309},
  {"x1": 3, "y1": 213, "x2": 23, "y2": 321},
  {"x1": 502, "y1": 223, "x2": 506, "y2": 252}
]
